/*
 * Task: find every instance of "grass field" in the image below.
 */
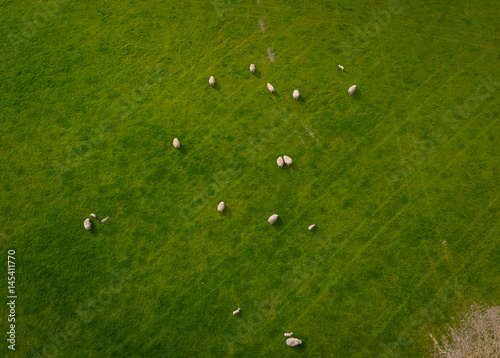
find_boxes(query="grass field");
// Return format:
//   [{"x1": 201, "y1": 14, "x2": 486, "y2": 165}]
[{"x1": 1, "y1": 0, "x2": 499, "y2": 357}]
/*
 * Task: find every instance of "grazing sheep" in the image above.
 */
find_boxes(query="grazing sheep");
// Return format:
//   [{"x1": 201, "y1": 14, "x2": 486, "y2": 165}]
[
  {"x1": 218, "y1": 201, "x2": 225, "y2": 213},
  {"x1": 286, "y1": 338, "x2": 302, "y2": 347},
  {"x1": 283, "y1": 155, "x2": 292, "y2": 166},
  {"x1": 267, "y1": 82, "x2": 275, "y2": 93},
  {"x1": 277, "y1": 156, "x2": 284, "y2": 168},
  {"x1": 348, "y1": 85, "x2": 357, "y2": 95},
  {"x1": 293, "y1": 90, "x2": 300, "y2": 100},
  {"x1": 308, "y1": 224, "x2": 316, "y2": 231},
  {"x1": 173, "y1": 138, "x2": 181, "y2": 148},
  {"x1": 90, "y1": 213, "x2": 97, "y2": 218},
  {"x1": 250, "y1": 64, "x2": 256, "y2": 73},
  {"x1": 209, "y1": 76, "x2": 215, "y2": 86},
  {"x1": 84, "y1": 218, "x2": 91, "y2": 230},
  {"x1": 284, "y1": 332, "x2": 294, "y2": 337},
  {"x1": 268, "y1": 214, "x2": 279, "y2": 225},
  {"x1": 101, "y1": 217, "x2": 109, "y2": 223},
  {"x1": 338, "y1": 64, "x2": 344, "y2": 71},
  {"x1": 233, "y1": 307, "x2": 241, "y2": 315}
]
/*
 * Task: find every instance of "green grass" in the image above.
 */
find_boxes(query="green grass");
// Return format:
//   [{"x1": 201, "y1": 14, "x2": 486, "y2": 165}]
[{"x1": 1, "y1": 0, "x2": 499, "y2": 357}]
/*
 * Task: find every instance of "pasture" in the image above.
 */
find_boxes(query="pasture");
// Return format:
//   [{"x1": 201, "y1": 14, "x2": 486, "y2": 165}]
[{"x1": 0, "y1": 0, "x2": 499, "y2": 357}]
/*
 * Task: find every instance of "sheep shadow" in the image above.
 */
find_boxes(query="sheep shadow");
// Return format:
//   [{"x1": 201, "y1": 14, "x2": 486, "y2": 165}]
[
  {"x1": 89, "y1": 226, "x2": 99, "y2": 236},
  {"x1": 351, "y1": 88, "x2": 361, "y2": 100},
  {"x1": 212, "y1": 81, "x2": 221, "y2": 91},
  {"x1": 294, "y1": 96, "x2": 305, "y2": 104},
  {"x1": 89, "y1": 219, "x2": 108, "y2": 236},
  {"x1": 178, "y1": 145, "x2": 188, "y2": 155},
  {"x1": 253, "y1": 69, "x2": 262, "y2": 78},
  {"x1": 221, "y1": 206, "x2": 233, "y2": 218},
  {"x1": 271, "y1": 217, "x2": 284, "y2": 229}
]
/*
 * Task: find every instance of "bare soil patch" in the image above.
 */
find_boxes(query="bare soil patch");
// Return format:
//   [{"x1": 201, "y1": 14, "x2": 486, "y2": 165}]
[{"x1": 429, "y1": 304, "x2": 500, "y2": 358}]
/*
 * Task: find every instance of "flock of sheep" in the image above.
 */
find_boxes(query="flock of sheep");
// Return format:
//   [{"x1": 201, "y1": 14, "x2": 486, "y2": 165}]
[
  {"x1": 170, "y1": 63, "x2": 356, "y2": 348},
  {"x1": 84, "y1": 62, "x2": 356, "y2": 348},
  {"x1": 83, "y1": 214, "x2": 109, "y2": 230}
]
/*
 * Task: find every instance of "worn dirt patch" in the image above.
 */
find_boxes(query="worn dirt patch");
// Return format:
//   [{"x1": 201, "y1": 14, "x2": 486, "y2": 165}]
[
  {"x1": 429, "y1": 304, "x2": 500, "y2": 358},
  {"x1": 258, "y1": 18, "x2": 265, "y2": 32},
  {"x1": 267, "y1": 47, "x2": 274, "y2": 62}
]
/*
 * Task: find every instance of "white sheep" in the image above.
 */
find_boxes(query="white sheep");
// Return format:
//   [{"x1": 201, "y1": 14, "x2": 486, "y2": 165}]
[
  {"x1": 233, "y1": 307, "x2": 241, "y2": 315},
  {"x1": 173, "y1": 138, "x2": 181, "y2": 148},
  {"x1": 218, "y1": 201, "x2": 225, "y2": 213},
  {"x1": 277, "y1": 156, "x2": 284, "y2": 168},
  {"x1": 348, "y1": 85, "x2": 357, "y2": 95},
  {"x1": 286, "y1": 338, "x2": 302, "y2": 347},
  {"x1": 90, "y1": 213, "x2": 97, "y2": 218},
  {"x1": 293, "y1": 90, "x2": 300, "y2": 100},
  {"x1": 250, "y1": 64, "x2": 256, "y2": 73},
  {"x1": 338, "y1": 64, "x2": 344, "y2": 71},
  {"x1": 284, "y1": 332, "x2": 294, "y2": 337},
  {"x1": 101, "y1": 217, "x2": 109, "y2": 223},
  {"x1": 267, "y1": 82, "x2": 275, "y2": 93},
  {"x1": 209, "y1": 76, "x2": 215, "y2": 86},
  {"x1": 308, "y1": 224, "x2": 316, "y2": 231},
  {"x1": 268, "y1": 214, "x2": 279, "y2": 225},
  {"x1": 84, "y1": 218, "x2": 92, "y2": 230},
  {"x1": 283, "y1": 155, "x2": 292, "y2": 166}
]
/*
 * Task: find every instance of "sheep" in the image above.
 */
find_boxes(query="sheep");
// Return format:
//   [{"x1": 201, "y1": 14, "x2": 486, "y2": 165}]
[
  {"x1": 286, "y1": 338, "x2": 302, "y2": 347},
  {"x1": 293, "y1": 90, "x2": 300, "y2": 100},
  {"x1": 250, "y1": 64, "x2": 256, "y2": 73},
  {"x1": 338, "y1": 64, "x2": 344, "y2": 71},
  {"x1": 277, "y1": 156, "x2": 284, "y2": 168},
  {"x1": 84, "y1": 218, "x2": 91, "y2": 230},
  {"x1": 101, "y1": 217, "x2": 109, "y2": 223},
  {"x1": 308, "y1": 224, "x2": 316, "y2": 231},
  {"x1": 268, "y1": 214, "x2": 279, "y2": 225},
  {"x1": 173, "y1": 138, "x2": 181, "y2": 149},
  {"x1": 267, "y1": 82, "x2": 275, "y2": 93},
  {"x1": 233, "y1": 307, "x2": 241, "y2": 315},
  {"x1": 90, "y1": 213, "x2": 97, "y2": 218},
  {"x1": 283, "y1": 155, "x2": 292, "y2": 166},
  {"x1": 218, "y1": 201, "x2": 225, "y2": 213},
  {"x1": 284, "y1": 332, "x2": 294, "y2": 337},
  {"x1": 348, "y1": 85, "x2": 357, "y2": 95},
  {"x1": 209, "y1": 76, "x2": 215, "y2": 86}
]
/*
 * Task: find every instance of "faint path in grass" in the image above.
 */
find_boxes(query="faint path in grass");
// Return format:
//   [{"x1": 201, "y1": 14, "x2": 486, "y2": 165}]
[
  {"x1": 293, "y1": 128, "x2": 306, "y2": 145},
  {"x1": 301, "y1": 121, "x2": 320, "y2": 145}
]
